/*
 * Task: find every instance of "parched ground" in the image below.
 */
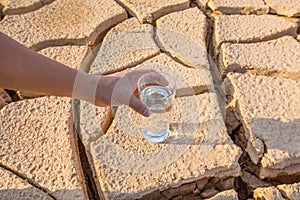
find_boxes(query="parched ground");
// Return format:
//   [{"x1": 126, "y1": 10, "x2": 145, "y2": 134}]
[{"x1": 0, "y1": 0, "x2": 299, "y2": 199}]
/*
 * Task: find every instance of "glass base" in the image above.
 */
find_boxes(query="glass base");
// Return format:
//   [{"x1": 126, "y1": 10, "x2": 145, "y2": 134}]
[{"x1": 142, "y1": 128, "x2": 169, "y2": 143}]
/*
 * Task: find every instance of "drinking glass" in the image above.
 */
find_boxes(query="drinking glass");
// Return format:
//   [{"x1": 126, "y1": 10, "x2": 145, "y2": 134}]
[{"x1": 138, "y1": 72, "x2": 176, "y2": 143}]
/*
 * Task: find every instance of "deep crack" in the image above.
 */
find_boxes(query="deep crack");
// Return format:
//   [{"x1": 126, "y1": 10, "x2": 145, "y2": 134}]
[
  {"x1": 227, "y1": 117, "x2": 300, "y2": 199},
  {"x1": 0, "y1": 3, "x2": 4, "y2": 20},
  {"x1": 68, "y1": 22, "x2": 128, "y2": 199},
  {"x1": 69, "y1": 104, "x2": 103, "y2": 200},
  {"x1": 0, "y1": 163, "x2": 56, "y2": 200},
  {"x1": 230, "y1": 125, "x2": 262, "y2": 199},
  {"x1": 114, "y1": 0, "x2": 135, "y2": 18},
  {"x1": 139, "y1": 176, "x2": 237, "y2": 199},
  {"x1": 76, "y1": 129, "x2": 103, "y2": 200},
  {"x1": 4, "y1": 89, "x2": 20, "y2": 102}
]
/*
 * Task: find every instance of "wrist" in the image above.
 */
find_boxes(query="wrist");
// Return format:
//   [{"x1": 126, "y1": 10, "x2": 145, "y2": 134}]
[
  {"x1": 72, "y1": 71, "x2": 101, "y2": 104},
  {"x1": 95, "y1": 75, "x2": 120, "y2": 107}
]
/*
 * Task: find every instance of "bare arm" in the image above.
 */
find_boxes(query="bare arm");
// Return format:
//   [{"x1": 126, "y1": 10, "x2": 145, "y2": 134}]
[
  {"x1": 0, "y1": 32, "x2": 78, "y2": 98},
  {"x1": 0, "y1": 32, "x2": 169, "y2": 116}
]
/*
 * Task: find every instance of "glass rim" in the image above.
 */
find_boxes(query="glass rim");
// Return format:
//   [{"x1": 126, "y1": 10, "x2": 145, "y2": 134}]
[{"x1": 137, "y1": 72, "x2": 176, "y2": 99}]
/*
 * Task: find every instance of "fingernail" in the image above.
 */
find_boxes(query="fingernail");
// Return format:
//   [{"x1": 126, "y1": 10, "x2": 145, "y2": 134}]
[{"x1": 142, "y1": 109, "x2": 151, "y2": 117}]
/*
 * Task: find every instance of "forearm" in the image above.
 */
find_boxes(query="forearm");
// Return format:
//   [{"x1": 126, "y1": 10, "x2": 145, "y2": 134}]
[
  {"x1": 0, "y1": 32, "x2": 159, "y2": 116},
  {"x1": 0, "y1": 32, "x2": 80, "y2": 98}
]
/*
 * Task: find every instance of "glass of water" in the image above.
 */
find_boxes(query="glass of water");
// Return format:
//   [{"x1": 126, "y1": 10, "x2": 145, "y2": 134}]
[{"x1": 137, "y1": 72, "x2": 176, "y2": 143}]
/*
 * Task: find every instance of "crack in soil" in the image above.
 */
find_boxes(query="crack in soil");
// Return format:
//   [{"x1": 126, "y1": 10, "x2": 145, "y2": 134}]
[
  {"x1": 244, "y1": 69, "x2": 300, "y2": 82},
  {"x1": 152, "y1": 22, "x2": 195, "y2": 69},
  {"x1": 0, "y1": 3, "x2": 4, "y2": 20},
  {"x1": 139, "y1": 176, "x2": 236, "y2": 199},
  {"x1": 4, "y1": 89, "x2": 20, "y2": 102},
  {"x1": 67, "y1": 3, "x2": 300, "y2": 199},
  {"x1": 2, "y1": 0, "x2": 55, "y2": 15},
  {"x1": 30, "y1": 12, "x2": 121, "y2": 52},
  {"x1": 68, "y1": 19, "x2": 165, "y2": 199},
  {"x1": 0, "y1": 163, "x2": 56, "y2": 200},
  {"x1": 76, "y1": 131, "x2": 104, "y2": 200},
  {"x1": 69, "y1": 113, "x2": 103, "y2": 200},
  {"x1": 228, "y1": 119, "x2": 300, "y2": 199},
  {"x1": 213, "y1": 28, "x2": 297, "y2": 78},
  {"x1": 85, "y1": 22, "x2": 161, "y2": 76},
  {"x1": 229, "y1": 125, "x2": 260, "y2": 199},
  {"x1": 30, "y1": 39, "x2": 87, "y2": 52},
  {"x1": 67, "y1": 21, "x2": 119, "y2": 200},
  {"x1": 205, "y1": 13, "x2": 227, "y2": 119},
  {"x1": 152, "y1": 17, "x2": 218, "y2": 97},
  {"x1": 114, "y1": 0, "x2": 136, "y2": 18},
  {"x1": 222, "y1": 67, "x2": 300, "y2": 82},
  {"x1": 99, "y1": 52, "x2": 160, "y2": 76}
]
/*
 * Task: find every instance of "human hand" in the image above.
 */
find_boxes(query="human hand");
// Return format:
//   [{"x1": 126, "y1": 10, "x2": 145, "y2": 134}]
[{"x1": 95, "y1": 69, "x2": 168, "y2": 117}]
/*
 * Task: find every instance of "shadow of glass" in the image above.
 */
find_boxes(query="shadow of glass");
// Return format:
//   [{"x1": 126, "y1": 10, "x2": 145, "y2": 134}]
[{"x1": 163, "y1": 119, "x2": 229, "y2": 146}]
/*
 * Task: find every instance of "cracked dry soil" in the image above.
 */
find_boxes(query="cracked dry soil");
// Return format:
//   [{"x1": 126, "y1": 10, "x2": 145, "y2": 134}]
[
  {"x1": 1, "y1": 0, "x2": 300, "y2": 199},
  {"x1": 74, "y1": 6, "x2": 299, "y2": 200}
]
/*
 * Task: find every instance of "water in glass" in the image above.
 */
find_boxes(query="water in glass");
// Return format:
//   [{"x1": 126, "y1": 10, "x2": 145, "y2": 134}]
[{"x1": 140, "y1": 85, "x2": 174, "y2": 142}]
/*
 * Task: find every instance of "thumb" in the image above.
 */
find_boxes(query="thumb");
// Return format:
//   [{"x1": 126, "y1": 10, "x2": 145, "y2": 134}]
[{"x1": 129, "y1": 95, "x2": 150, "y2": 117}]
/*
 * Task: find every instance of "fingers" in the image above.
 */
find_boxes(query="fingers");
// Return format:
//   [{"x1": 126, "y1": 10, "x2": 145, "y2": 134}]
[
  {"x1": 157, "y1": 74, "x2": 169, "y2": 86},
  {"x1": 129, "y1": 95, "x2": 150, "y2": 117},
  {"x1": 109, "y1": 69, "x2": 169, "y2": 88},
  {"x1": 127, "y1": 69, "x2": 169, "y2": 91},
  {"x1": 126, "y1": 69, "x2": 155, "y2": 84},
  {"x1": 104, "y1": 69, "x2": 169, "y2": 117}
]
